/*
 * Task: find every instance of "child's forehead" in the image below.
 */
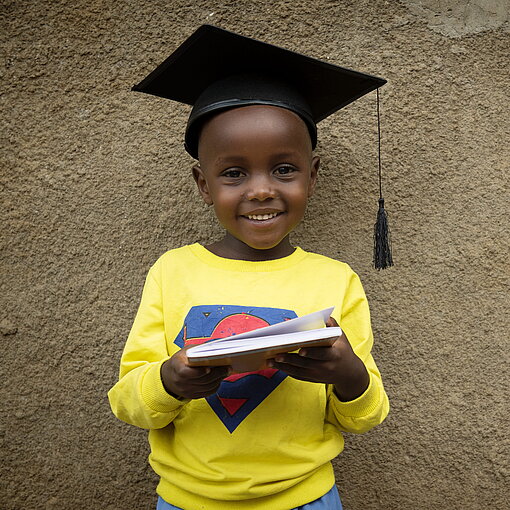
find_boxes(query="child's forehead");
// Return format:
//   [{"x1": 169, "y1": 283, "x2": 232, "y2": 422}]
[
  {"x1": 200, "y1": 105, "x2": 312, "y2": 143},
  {"x1": 197, "y1": 105, "x2": 313, "y2": 161}
]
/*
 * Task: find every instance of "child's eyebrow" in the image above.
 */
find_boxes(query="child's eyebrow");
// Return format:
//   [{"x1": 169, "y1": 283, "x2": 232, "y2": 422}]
[
  {"x1": 269, "y1": 151, "x2": 303, "y2": 161},
  {"x1": 209, "y1": 155, "x2": 248, "y2": 167}
]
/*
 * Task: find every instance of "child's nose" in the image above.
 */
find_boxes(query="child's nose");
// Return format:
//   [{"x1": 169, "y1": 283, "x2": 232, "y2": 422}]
[{"x1": 245, "y1": 175, "x2": 277, "y2": 201}]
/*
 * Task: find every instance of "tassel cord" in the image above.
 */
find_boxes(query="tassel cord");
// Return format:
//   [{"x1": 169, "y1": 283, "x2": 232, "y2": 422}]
[{"x1": 373, "y1": 88, "x2": 394, "y2": 269}]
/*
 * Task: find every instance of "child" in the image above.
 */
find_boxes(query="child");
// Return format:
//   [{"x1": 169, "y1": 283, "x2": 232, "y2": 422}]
[{"x1": 108, "y1": 25, "x2": 389, "y2": 510}]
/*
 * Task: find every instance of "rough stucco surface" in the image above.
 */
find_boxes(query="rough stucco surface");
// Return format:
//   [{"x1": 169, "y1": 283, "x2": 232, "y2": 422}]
[
  {"x1": 401, "y1": 0, "x2": 509, "y2": 37},
  {"x1": 1, "y1": 1, "x2": 508, "y2": 508}
]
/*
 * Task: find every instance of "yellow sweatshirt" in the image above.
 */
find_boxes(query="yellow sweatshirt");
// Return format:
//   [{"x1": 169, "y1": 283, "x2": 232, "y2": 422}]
[{"x1": 108, "y1": 244, "x2": 389, "y2": 510}]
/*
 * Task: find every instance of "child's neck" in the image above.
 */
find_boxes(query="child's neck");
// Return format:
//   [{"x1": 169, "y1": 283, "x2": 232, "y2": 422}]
[{"x1": 205, "y1": 234, "x2": 296, "y2": 262}]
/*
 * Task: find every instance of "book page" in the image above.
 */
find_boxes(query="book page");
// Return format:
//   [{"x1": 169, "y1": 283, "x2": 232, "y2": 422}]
[{"x1": 187, "y1": 327, "x2": 342, "y2": 358}]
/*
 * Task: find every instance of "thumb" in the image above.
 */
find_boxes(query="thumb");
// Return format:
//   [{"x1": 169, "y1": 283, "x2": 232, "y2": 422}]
[{"x1": 326, "y1": 316, "x2": 339, "y2": 328}]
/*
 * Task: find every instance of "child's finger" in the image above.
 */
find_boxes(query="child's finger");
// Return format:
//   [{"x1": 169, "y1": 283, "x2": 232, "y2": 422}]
[
  {"x1": 185, "y1": 365, "x2": 230, "y2": 382},
  {"x1": 269, "y1": 362, "x2": 323, "y2": 384},
  {"x1": 190, "y1": 378, "x2": 226, "y2": 395},
  {"x1": 297, "y1": 344, "x2": 336, "y2": 360},
  {"x1": 178, "y1": 364, "x2": 211, "y2": 379},
  {"x1": 326, "y1": 316, "x2": 339, "y2": 328},
  {"x1": 300, "y1": 332, "x2": 349, "y2": 360},
  {"x1": 272, "y1": 352, "x2": 314, "y2": 368}
]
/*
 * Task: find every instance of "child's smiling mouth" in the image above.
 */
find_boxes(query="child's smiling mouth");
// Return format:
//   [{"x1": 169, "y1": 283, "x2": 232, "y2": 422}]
[{"x1": 245, "y1": 212, "x2": 281, "y2": 221}]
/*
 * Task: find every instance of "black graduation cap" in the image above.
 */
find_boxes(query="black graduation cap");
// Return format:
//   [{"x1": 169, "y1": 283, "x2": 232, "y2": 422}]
[{"x1": 132, "y1": 25, "x2": 393, "y2": 269}]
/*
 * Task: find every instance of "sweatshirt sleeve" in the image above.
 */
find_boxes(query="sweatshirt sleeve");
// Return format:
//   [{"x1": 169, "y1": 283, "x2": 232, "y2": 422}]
[
  {"x1": 108, "y1": 261, "x2": 189, "y2": 430},
  {"x1": 326, "y1": 268, "x2": 389, "y2": 434}
]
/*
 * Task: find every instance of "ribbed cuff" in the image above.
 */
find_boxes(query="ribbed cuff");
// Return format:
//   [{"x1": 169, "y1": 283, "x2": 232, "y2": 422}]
[
  {"x1": 141, "y1": 361, "x2": 190, "y2": 413},
  {"x1": 329, "y1": 372, "x2": 381, "y2": 418}
]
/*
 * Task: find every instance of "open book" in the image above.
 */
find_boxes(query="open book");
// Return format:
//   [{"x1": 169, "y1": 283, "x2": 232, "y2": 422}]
[{"x1": 186, "y1": 307, "x2": 342, "y2": 373}]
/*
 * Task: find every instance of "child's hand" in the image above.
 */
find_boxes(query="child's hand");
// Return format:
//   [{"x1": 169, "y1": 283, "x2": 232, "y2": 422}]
[
  {"x1": 268, "y1": 317, "x2": 370, "y2": 402},
  {"x1": 161, "y1": 348, "x2": 231, "y2": 400}
]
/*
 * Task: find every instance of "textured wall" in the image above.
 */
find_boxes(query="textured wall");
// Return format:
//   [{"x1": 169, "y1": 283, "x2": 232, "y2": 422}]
[{"x1": 1, "y1": 1, "x2": 508, "y2": 509}]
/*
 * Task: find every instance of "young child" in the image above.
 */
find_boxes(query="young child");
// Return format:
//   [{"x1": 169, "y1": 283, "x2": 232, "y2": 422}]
[{"x1": 108, "y1": 25, "x2": 389, "y2": 510}]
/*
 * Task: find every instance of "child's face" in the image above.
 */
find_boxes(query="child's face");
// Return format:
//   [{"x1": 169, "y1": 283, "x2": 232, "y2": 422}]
[{"x1": 193, "y1": 105, "x2": 319, "y2": 259}]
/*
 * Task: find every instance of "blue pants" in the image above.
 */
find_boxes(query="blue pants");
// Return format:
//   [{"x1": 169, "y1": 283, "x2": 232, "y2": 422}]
[{"x1": 156, "y1": 484, "x2": 342, "y2": 509}]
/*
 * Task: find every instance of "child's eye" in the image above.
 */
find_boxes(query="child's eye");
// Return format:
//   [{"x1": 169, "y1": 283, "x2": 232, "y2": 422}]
[
  {"x1": 222, "y1": 169, "x2": 243, "y2": 178},
  {"x1": 274, "y1": 166, "x2": 296, "y2": 176}
]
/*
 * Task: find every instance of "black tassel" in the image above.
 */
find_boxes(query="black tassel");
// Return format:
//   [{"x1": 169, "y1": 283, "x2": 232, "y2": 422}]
[
  {"x1": 373, "y1": 89, "x2": 393, "y2": 270},
  {"x1": 374, "y1": 198, "x2": 393, "y2": 269}
]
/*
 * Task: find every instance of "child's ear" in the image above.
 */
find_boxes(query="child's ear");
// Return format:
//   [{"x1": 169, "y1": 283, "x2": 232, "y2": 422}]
[
  {"x1": 192, "y1": 164, "x2": 213, "y2": 205},
  {"x1": 308, "y1": 156, "x2": 320, "y2": 198}
]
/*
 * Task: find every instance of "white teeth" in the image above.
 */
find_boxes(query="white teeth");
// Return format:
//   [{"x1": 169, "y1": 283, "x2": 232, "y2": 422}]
[{"x1": 247, "y1": 213, "x2": 278, "y2": 221}]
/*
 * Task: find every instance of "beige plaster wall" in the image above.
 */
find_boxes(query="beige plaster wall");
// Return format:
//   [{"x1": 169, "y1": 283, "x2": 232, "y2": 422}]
[{"x1": 1, "y1": 1, "x2": 508, "y2": 508}]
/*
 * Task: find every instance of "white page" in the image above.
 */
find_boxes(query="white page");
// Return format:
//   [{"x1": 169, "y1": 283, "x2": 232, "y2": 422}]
[{"x1": 187, "y1": 327, "x2": 342, "y2": 357}]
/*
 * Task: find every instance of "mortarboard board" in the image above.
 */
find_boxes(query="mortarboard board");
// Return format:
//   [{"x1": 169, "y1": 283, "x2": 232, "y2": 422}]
[
  {"x1": 133, "y1": 24, "x2": 386, "y2": 159},
  {"x1": 132, "y1": 25, "x2": 393, "y2": 269}
]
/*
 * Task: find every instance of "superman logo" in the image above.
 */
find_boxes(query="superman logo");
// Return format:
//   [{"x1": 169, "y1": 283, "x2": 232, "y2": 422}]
[{"x1": 174, "y1": 305, "x2": 297, "y2": 432}]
